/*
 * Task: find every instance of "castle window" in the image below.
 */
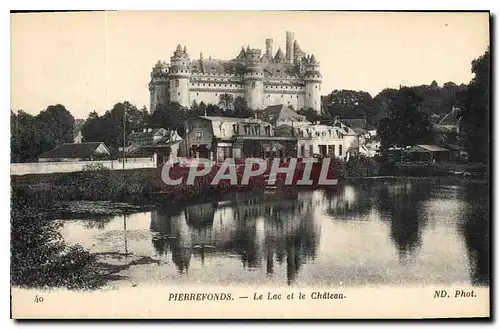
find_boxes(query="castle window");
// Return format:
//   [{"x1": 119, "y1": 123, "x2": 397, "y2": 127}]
[
  {"x1": 281, "y1": 95, "x2": 283, "y2": 98},
  {"x1": 296, "y1": 95, "x2": 299, "y2": 98},
  {"x1": 175, "y1": 79, "x2": 179, "y2": 87},
  {"x1": 178, "y1": 92, "x2": 180, "y2": 96},
  {"x1": 196, "y1": 93, "x2": 199, "y2": 96},
  {"x1": 290, "y1": 95, "x2": 292, "y2": 98},
  {"x1": 215, "y1": 93, "x2": 218, "y2": 96},
  {"x1": 209, "y1": 84, "x2": 211, "y2": 86},
  {"x1": 252, "y1": 82, "x2": 256, "y2": 89},
  {"x1": 315, "y1": 85, "x2": 318, "y2": 89},
  {"x1": 308, "y1": 93, "x2": 311, "y2": 97}
]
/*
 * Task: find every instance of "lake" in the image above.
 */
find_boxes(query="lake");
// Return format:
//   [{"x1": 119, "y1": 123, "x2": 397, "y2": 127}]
[{"x1": 58, "y1": 178, "x2": 489, "y2": 288}]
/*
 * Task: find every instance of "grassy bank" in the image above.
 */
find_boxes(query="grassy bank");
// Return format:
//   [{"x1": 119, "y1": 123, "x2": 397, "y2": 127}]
[
  {"x1": 10, "y1": 195, "x2": 112, "y2": 290},
  {"x1": 11, "y1": 159, "x2": 346, "y2": 208},
  {"x1": 390, "y1": 161, "x2": 488, "y2": 178}
]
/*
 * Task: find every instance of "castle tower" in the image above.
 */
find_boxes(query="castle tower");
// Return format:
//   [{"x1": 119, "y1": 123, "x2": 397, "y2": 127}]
[
  {"x1": 304, "y1": 54, "x2": 322, "y2": 113},
  {"x1": 286, "y1": 31, "x2": 295, "y2": 65},
  {"x1": 244, "y1": 48, "x2": 264, "y2": 110},
  {"x1": 265, "y1": 38, "x2": 273, "y2": 60},
  {"x1": 168, "y1": 44, "x2": 191, "y2": 108},
  {"x1": 149, "y1": 60, "x2": 170, "y2": 114}
]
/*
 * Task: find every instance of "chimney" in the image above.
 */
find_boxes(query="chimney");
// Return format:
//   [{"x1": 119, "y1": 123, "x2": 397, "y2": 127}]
[
  {"x1": 265, "y1": 38, "x2": 273, "y2": 59},
  {"x1": 286, "y1": 31, "x2": 295, "y2": 64}
]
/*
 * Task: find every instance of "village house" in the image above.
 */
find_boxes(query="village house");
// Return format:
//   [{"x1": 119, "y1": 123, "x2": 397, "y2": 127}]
[
  {"x1": 258, "y1": 104, "x2": 309, "y2": 127},
  {"x1": 182, "y1": 105, "x2": 371, "y2": 163},
  {"x1": 37, "y1": 142, "x2": 111, "y2": 162},
  {"x1": 126, "y1": 127, "x2": 184, "y2": 166},
  {"x1": 404, "y1": 144, "x2": 450, "y2": 162},
  {"x1": 431, "y1": 107, "x2": 468, "y2": 161},
  {"x1": 274, "y1": 120, "x2": 359, "y2": 160},
  {"x1": 128, "y1": 128, "x2": 177, "y2": 147},
  {"x1": 183, "y1": 116, "x2": 298, "y2": 162}
]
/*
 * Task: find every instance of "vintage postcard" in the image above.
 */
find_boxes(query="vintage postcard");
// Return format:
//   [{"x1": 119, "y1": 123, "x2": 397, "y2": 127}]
[{"x1": 10, "y1": 10, "x2": 491, "y2": 319}]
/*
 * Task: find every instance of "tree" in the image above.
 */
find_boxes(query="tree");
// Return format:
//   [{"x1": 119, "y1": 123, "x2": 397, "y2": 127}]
[
  {"x1": 372, "y1": 88, "x2": 400, "y2": 123},
  {"x1": 11, "y1": 105, "x2": 75, "y2": 162},
  {"x1": 297, "y1": 107, "x2": 330, "y2": 123},
  {"x1": 148, "y1": 102, "x2": 187, "y2": 136},
  {"x1": 11, "y1": 110, "x2": 37, "y2": 162},
  {"x1": 218, "y1": 93, "x2": 234, "y2": 111},
  {"x1": 376, "y1": 87, "x2": 432, "y2": 151},
  {"x1": 232, "y1": 96, "x2": 254, "y2": 118},
  {"x1": 458, "y1": 47, "x2": 490, "y2": 164},
  {"x1": 81, "y1": 111, "x2": 106, "y2": 144},
  {"x1": 81, "y1": 101, "x2": 149, "y2": 149},
  {"x1": 322, "y1": 89, "x2": 375, "y2": 124},
  {"x1": 35, "y1": 104, "x2": 75, "y2": 153}
]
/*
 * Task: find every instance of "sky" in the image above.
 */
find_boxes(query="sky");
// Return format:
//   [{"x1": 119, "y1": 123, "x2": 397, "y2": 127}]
[{"x1": 11, "y1": 11, "x2": 490, "y2": 119}]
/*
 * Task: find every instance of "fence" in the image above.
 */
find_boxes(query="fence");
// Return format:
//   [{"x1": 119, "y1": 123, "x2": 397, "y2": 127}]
[{"x1": 10, "y1": 157, "x2": 156, "y2": 176}]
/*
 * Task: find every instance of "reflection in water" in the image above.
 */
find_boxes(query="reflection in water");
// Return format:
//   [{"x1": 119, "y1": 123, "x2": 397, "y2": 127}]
[
  {"x1": 460, "y1": 183, "x2": 490, "y2": 286},
  {"x1": 150, "y1": 195, "x2": 320, "y2": 284},
  {"x1": 376, "y1": 181, "x2": 432, "y2": 264},
  {"x1": 61, "y1": 179, "x2": 489, "y2": 287}
]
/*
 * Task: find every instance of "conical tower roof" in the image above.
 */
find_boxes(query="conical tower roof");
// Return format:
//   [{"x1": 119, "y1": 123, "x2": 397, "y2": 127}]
[
  {"x1": 293, "y1": 40, "x2": 303, "y2": 54},
  {"x1": 236, "y1": 47, "x2": 246, "y2": 60},
  {"x1": 274, "y1": 47, "x2": 286, "y2": 62}
]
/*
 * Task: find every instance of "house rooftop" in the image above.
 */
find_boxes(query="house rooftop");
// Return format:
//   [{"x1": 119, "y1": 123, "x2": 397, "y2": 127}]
[
  {"x1": 38, "y1": 142, "x2": 108, "y2": 159},
  {"x1": 198, "y1": 116, "x2": 265, "y2": 124},
  {"x1": 438, "y1": 108, "x2": 461, "y2": 125},
  {"x1": 260, "y1": 104, "x2": 309, "y2": 125},
  {"x1": 407, "y1": 144, "x2": 450, "y2": 153}
]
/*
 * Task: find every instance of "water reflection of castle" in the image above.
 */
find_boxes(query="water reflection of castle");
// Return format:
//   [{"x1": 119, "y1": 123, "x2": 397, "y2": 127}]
[
  {"x1": 150, "y1": 193, "x2": 321, "y2": 284},
  {"x1": 147, "y1": 182, "x2": 489, "y2": 287}
]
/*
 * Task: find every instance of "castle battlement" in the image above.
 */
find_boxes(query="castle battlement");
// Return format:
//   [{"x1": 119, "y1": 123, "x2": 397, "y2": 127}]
[{"x1": 149, "y1": 31, "x2": 322, "y2": 114}]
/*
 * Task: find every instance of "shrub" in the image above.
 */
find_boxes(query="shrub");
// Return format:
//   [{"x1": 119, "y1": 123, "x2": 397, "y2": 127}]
[
  {"x1": 345, "y1": 155, "x2": 379, "y2": 177},
  {"x1": 10, "y1": 196, "x2": 107, "y2": 290}
]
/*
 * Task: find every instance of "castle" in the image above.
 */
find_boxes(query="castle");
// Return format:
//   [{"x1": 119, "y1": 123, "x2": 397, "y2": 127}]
[{"x1": 149, "y1": 31, "x2": 322, "y2": 114}]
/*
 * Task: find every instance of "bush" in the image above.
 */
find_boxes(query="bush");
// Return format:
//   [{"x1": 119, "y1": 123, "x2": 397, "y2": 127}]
[
  {"x1": 10, "y1": 196, "x2": 107, "y2": 290},
  {"x1": 82, "y1": 162, "x2": 108, "y2": 172},
  {"x1": 345, "y1": 155, "x2": 379, "y2": 177}
]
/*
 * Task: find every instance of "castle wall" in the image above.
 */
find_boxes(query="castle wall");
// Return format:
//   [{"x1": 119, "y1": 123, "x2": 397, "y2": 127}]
[
  {"x1": 189, "y1": 89, "x2": 245, "y2": 107},
  {"x1": 245, "y1": 79, "x2": 264, "y2": 110},
  {"x1": 263, "y1": 81, "x2": 307, "y2": 110},
  {"x1": 150, "y1": 82, "x2": 169, "y2": 113},
  {"x1": 305, "y1": 81, "x2": 321, "y2": 112},
  {"x1": 169, "y1": 77, "x2": 190, "y2": 108},
  {"x1": 151, "y1": 77, "x2": 315, "y2": 112}
]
